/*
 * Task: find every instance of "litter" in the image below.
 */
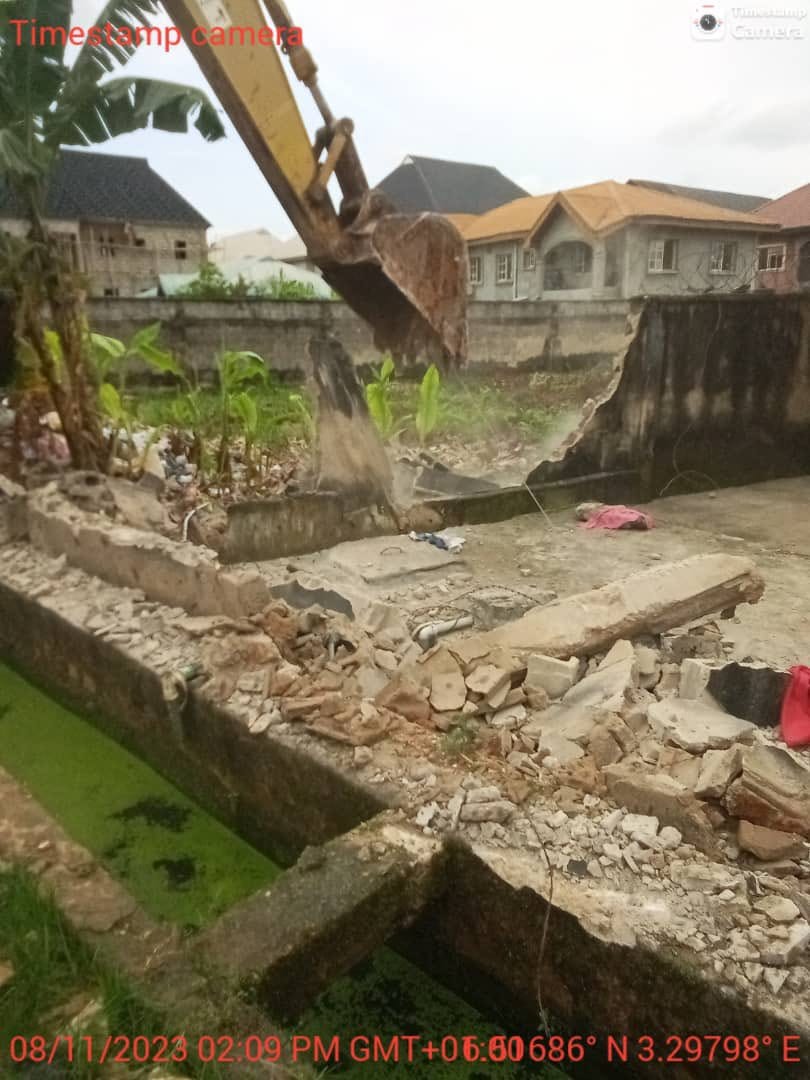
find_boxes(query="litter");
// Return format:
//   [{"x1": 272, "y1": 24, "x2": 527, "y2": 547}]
[
  {"x1": 581, "y1": 505, "x2": 654, "y2": 531},
  {"x1": 409, "y1": 530, "x2": 465, "y2": 553},
  {"x1": 780, "y1": 665, "x2": 810, "y2": 749}
]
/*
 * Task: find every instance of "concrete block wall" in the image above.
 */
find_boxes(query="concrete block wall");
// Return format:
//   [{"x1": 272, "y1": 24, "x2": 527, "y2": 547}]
[{"x1": 83, "y1": 296, "x2": 633, "y2": 379}]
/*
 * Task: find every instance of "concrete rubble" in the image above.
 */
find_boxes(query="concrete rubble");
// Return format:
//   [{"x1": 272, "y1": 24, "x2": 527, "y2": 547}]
[{"x1": 3, "y1": 470, "x2": 810, "y2": 1055}]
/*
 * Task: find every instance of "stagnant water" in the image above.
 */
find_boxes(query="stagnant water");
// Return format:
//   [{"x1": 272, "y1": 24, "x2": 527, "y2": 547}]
[{"x1": 0, "y1": 663, "x2": 566, "y2": 1079}]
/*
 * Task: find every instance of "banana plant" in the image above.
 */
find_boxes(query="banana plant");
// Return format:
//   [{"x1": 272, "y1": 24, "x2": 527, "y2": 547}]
[
  {"x1": 365, "y1": 354, "x2": 402, "y2": 440},
  {"x1": 214, "y1": 350, "x2": 268, "y2": 481},
  {"x1": 415, "y1": 363, "x2": 441, "y2": 445}
]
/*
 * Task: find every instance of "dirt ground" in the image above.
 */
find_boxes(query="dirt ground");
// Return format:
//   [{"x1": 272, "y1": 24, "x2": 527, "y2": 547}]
[{"x1": 385, "y1": 476, "x2": 810, "y2": 672}]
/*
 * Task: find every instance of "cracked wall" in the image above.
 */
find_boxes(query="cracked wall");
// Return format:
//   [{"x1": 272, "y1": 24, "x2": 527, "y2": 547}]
[{"x1": 529, "y1": 293, "x2": 810, "y2": 498}]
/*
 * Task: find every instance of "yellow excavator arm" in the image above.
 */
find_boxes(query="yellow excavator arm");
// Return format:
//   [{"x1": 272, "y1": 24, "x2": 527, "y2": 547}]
[{"x1": 162, "y1": 0, "x2": 468, "y2": 364}]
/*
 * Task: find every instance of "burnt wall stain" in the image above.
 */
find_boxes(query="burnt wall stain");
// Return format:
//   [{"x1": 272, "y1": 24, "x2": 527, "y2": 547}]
[{"x1": 529, "y1": 293, "x2": 810, "y2": 497}]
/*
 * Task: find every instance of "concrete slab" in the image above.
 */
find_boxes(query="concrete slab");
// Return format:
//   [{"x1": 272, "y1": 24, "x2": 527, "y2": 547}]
[{"x1": 324, "y1": 535, "x2": 468, "y2": 586}]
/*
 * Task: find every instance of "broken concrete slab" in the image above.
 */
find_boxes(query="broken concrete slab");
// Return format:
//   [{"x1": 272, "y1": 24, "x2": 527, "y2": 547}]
[
  {"x1": 481, "y1": 554, "x2": 764, "y2": 657},
  {"x1": 465, "y1": 663, "x2": 510, "y2": 698},
  {"x1": 466, "y1": 587, "x2": 538, "y2": 629},
  {"x1": 603, "y1": 768, "x2": 716, "y2": 848},
  {"x1": 648, "y1": 699, "x2": 755, "y2": 754},
  {"x1": 201, "y1": 817, "x2": 442, "y2": 1020},
  {"x1": 525, "y1": 653, "x2": 580, "y2": 699},
  {"x1": 754, "y1": 895, "x2": 801, "y2": 923},
  {"x1": 738, "y1": 820, "x2": 807, "y2": 862},
  {"x1": 430, "y1": 670, "x2": 467, "y2": 713},
  {"x1": 694, "y1": 746, "x2": 744, "y2": 799},
  {"x1": 563, "y1": 649, "x2": 636, "y2": 711},
  {"x1": 759, "y1": 921, "x2": 810, "y2": 967},
  {"x1": 536, "y1": 732, "x2": 584, "y2": 764},
  {"x1": 374, "y1": 677, "x2": 431, "y2": 726},
  {"x1": 679, "y1": 658, "x2": 716, "y2": 702},
  {"x1": 726, "y1": 745, "x2": 810, "y2": 839},
  {"x1": 325, "y1": 535, "x2": 468, "y2": 586}
]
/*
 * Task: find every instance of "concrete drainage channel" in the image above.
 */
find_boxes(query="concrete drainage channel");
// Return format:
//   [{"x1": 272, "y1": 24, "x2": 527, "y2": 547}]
[{"x1": 2, "y1": 478, "x2": 810, "y2": 1078}]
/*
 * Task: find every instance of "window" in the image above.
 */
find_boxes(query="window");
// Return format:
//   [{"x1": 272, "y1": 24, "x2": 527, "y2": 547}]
[
  {"x1": 103, "y1": 287, "x2": 120, "y2": 297},
  {"x1": 495, "y1": 252, "x2": 513, "y2": 283},
  {"x1": 174, "y1": 239, "x2": 188, "y2": 261},
  {"x1": 134, "y1": 237, "x2": 146, "y2": 248},
  {"x1": 757, "y1": 244, "x2": 786, "y2": 271},
  {"x1": 522, "y1": 248, "x2": 536, "y2": 271},
  {"x1": 572, "y1": 243, "x2": 589, "y2": 273},
  {"x1": 710, "y1": 240, "x2": 738, "y2": 274},
  {"x1": 469, "y1": 255, "x2": 482, "y2": 285},
  {"x1": 648, "y1": 238, "x2": 679, "y2": 272}
]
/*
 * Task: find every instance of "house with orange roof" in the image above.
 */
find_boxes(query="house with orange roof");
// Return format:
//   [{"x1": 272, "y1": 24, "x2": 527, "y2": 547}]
[
  {"x1": 753, "y1": 184, "x2": 810, "y2": 293},
  {"x1": 461, "y1": 180, "x2": 778, "y2": 302}
]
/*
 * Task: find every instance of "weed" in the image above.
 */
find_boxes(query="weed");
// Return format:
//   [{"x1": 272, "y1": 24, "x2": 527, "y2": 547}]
[
  {"x1": 0, "y1": 868, "x2": 94, "y2": 1044},
  {"x1": 439, "y1": 718, "x2": 479, "y2": 758}
]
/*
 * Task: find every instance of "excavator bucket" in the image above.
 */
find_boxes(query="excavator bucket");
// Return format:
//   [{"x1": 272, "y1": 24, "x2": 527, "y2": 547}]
[{"x1": 319, "y1": 202, "x2": 469, "y2": 367}]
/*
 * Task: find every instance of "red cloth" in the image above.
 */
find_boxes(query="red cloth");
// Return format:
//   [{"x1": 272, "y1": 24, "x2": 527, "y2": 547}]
[
  {"x1": 780, "y1": 665, "x2": 810, "y2": 748},
  {"x1": 582, "y1": 505, "x2": 654, "y2": 531}
]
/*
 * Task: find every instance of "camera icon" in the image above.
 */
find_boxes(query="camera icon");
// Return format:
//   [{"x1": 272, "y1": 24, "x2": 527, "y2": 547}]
[{"x1": 692, "y1": 4, "x2": 725, "y2": 39}]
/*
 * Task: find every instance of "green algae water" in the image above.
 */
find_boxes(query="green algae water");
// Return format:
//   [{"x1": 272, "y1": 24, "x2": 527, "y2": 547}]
[
  {"x1": 0, "y1": 662, "x2": 565, "y2": 1078},
  {"x1": 0, "y1": 662, "x2": 279, "y2": 926}
]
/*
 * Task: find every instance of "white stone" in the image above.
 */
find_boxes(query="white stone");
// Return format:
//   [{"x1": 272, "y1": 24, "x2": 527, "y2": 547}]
[
  {"x1": 658, "y1": 826, "x2": 683, "y2": 850},
  {"x1": 415, "y1": 802, "x2": 439, "y2": 828},
  {"x1": 466, "y1": 785, "x2": 503, "y2": 804},
  {"x1": 648, "y1": 699, "x2": 755, "y2": 754},
  {"x1": 679, "y1": 657, "x2": 714, "y2": 700},
  {"x1": 621, "y1": 813, "x2": 659, "y2": 840},
  {"x1": 695, "y1": 746, "x2": 744, "y2": 799},
  {"x1": 754, "y1": 896, "x2": 801, "y2": 924},
  {"x1": 760, "y1": 921, "x2": 810, "y2": 967},
  {"x1": 525, "y1": 653, "x2": 580, "y2": 699},
  {"x1": 763, "y1": 967, "x2": 789, "y2": 994},
  {"x1": 536, "y1": 732, "x2": 585, "y2": 764}
]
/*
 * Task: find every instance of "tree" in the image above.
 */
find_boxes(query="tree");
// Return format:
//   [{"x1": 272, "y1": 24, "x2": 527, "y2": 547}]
[{"x1": 0, "y1": 0, "x2": 224, "y2": 468}]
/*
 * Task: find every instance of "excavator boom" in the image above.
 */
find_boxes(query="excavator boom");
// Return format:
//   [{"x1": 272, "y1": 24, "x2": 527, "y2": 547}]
[{"x1": 162, "y1": 0, "x2": 467, "y2": 364}]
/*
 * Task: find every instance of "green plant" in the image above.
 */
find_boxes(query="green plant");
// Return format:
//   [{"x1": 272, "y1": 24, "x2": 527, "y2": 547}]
[
  {"x1": 173, "y1": 263, "x2": 324, "y2": 301},
  {"x1": 214, "y1": 350, "x2": 269, "y2": 481},
  {"x1": 439, "y1": 718, "x2": 479, "y2": 758},
  {"x1": 365, "y1": 354, "x2": 398, "y2": 439},
  {"x1": 415, "y1": 363, "x2": 441, "y2": 445},
  {"x1": 91, "y1": 321, "x2": 182, "y2": 387},
  {"x1": 288, "y1": 392, "x2": 316, "y2": 442}
]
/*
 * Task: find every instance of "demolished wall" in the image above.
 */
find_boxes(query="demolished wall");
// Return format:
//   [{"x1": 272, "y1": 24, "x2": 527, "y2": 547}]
[{"x1": 529, "y1": 293, "x2": 810, "y2": 497}]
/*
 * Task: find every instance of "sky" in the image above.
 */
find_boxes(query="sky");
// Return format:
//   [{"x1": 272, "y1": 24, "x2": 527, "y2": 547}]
[{"x1": 67, "y1": 0, "x2": 810, "y2": 240}]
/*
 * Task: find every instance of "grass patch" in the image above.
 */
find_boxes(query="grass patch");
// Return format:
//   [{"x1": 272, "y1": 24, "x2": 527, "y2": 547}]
[
  {"x1": 133, "y1": 379, "x2": 310, "y2": 449},
  {"x1": 0, "y1": 865, "x2": 221, "y2": 1078},
  {"x1": 439, "y1": 718, "x2": 480, "y2": 758}
]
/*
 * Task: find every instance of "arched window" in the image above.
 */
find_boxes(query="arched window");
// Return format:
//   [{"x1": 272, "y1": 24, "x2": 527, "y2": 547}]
[{"x1": 543, "y1": 241, "x2": 593, "y2": 290}]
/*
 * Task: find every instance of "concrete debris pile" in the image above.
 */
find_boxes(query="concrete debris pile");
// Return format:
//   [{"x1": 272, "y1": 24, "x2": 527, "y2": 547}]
[{"x1": 198, "y1": 598, "x2": 421, "y2": 747}]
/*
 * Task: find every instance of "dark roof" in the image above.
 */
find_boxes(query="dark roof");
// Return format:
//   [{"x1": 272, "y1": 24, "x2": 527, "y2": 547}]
[
  {"x1": 376, "y1": 155, "x2": 529, "y2": 214},
  {"x1": 753, "y1": 183, "x2": 810, "y2": 231},
  {"x1": 0, "y1": 149, "x2": 209, "y2": 227},
  {"x1": 627, "y1": 179, "x2": 768, "y2": 214}
]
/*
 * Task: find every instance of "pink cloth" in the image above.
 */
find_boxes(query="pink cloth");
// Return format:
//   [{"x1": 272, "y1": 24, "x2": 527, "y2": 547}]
[
  {"x1": 781, "y1": 665, "x2": 810, "y2": 749},
  {"x1": 582, "y1": 505, "x2": 654, "y2": 531}
]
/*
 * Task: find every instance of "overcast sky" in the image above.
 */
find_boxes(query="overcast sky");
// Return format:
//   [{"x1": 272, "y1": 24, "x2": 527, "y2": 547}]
[{"x1": 69, "y1": 0, "x2": 810, "y2": 239}]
